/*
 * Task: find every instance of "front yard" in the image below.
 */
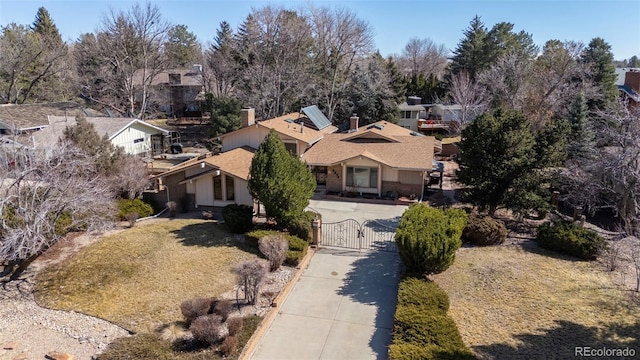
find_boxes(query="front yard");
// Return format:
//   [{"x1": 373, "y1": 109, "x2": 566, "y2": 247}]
[
  {"x1": 431, "y1": 244, "x2": 640, "y2": 359},
  {"x1": 36, "y1": 219, "x2": 260, "y2": 334}
]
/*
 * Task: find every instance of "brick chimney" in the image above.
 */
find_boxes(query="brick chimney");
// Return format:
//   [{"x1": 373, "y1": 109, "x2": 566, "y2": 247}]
[
  {"x1": 241, "y1": 108, "x2": 255, "y2": 128},
  {"x1": 349, "y1": 114, "x2": 359, "y2": 131},
  {"x1": 625, "y1": 71, "x2": 640, "y2": 92}
]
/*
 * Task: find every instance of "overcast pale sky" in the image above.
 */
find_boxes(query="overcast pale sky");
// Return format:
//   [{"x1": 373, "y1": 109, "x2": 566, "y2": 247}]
[{"x1": 1, "y1": 0, "x2": 638, "y2": 60}]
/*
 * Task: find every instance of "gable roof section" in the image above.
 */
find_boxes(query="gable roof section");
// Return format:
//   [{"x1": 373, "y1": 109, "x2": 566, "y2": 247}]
[
  {"x1": 158, "y1": 146, "x2": 256, "y2": 181},
  {"x1": 0, "y1": 102, "x2": 104, "y2": 131},
  {"x1": 302, "y1": 132, "x2": 436, "y2": 171}
]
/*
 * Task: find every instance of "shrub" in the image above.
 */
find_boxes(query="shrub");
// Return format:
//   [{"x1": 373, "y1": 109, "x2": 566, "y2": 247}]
[
  {"x1": 286, "y1": 215, "x2": 312, "y2": 241},
  {"x1": 222, "y1": 204, "x2": 254, "y2": 233},
  {"x1": 395, "y1": 203, "x2": 467, "y2": 275},
  {"x1": 190, "y1": 314, "x2": 224, "y2": 345},
  {"x1": 397, "y1": 277, "x2": 449, "y2": 312},
  {"x1": 259, "y1": 234, "x2": 289, "y2": 271},
  {"x1": 535, "y1": 221, "x2": 606, "y2": 260},
  {"x1": 117, "y1": 199, "x2": 153, "y2": 221},
  {"x1": 180, "y1": 297, "x2": 215, "y2": 326},
  {"x1": 214, "y1": 299, "x2": 233, "y2": 322},
  {"x1": 98, "y1": 333, "x2": 174, "y2": 360},
  {"x1": 220, "y1": 335, "x2": 238, "y2": 356},
  {"x1": 389, "y1": 342, "x2": 476, "y2": 360},
  {"x1": 390, "y1": 277, "x2": 474, "y2": 360},
  {"x1": 54, "y1": 212, "x2": 73, "y2": 235},
  {"x1": 125, "y1": 212, "x2": 139, "y2": 228},
  {"x1": 285, "y1": 234, "x2": 308, "y2": 266},
  {"x1": 246, "y1": 229, "x2": 308, "y2": 266},
  {"x1": 166, "y1": 201, "x2": 177, "y2": 217},
  {"x1": 232, "y1": 259, "x2": 269, "y2": 305},
  {"x1": 462, "y1": 214, "x2": 507, "y2": 246},
  {"x1": 226, "y1": 316, "x2": 243, "y2": 336}
]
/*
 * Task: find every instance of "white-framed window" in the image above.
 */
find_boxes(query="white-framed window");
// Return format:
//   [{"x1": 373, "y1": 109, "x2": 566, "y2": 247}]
[
  {"x1": 133, "y1": 138, "x2": 144, "y2": 144},
  {"x1": 346, "y1": 167, "x2": 378, "y2": 188},
  {"x1": 284, "y1": 141, "x2": 297, "y2": 155}
]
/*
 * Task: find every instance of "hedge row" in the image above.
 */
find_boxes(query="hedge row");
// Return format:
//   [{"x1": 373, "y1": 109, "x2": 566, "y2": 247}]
[
  {"x1": 389, "y1": 276, "x2": 475, "y2": 360},
  {"x1": 245, "y1": 229, "x2": 308, "y2": 266}
]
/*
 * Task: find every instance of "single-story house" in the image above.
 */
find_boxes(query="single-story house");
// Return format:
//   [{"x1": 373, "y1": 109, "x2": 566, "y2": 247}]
[
  {"x1": 0, "y1": 102, "x2": 104, "y2": 135},
  {"x1": 220, "y1": 105, "x2": 338, "y2": 156},
  {"x1": 32, "y1": 116, "x2": 170, "y2": 157},
  {"x1": 302, "y1": 116, "x2": 442, "y2": 198},
  {"x1": 151, "y1": 146, "x2": 255, "y2": 211}
]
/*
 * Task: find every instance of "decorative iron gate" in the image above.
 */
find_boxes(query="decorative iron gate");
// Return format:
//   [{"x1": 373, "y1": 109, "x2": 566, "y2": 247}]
[{"x1": 321, "y1": 219, "x2": 397, "y2": 252}]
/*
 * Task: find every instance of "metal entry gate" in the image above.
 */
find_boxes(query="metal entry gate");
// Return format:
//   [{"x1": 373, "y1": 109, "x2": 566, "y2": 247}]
[{"x1": 321, "y1": 219, "x2": 397, "y2": 252}]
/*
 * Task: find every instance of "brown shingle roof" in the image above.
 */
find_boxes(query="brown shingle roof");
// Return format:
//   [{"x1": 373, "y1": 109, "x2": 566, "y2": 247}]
[
  {"x1": 156, "y1": 146, "x2": 255, "y2": 180},
  {"x1": 0, "y1": 102, "x2": 103, "y2": 131},
  {"x1": 256, "y1": 113, "x2": 337, "y2": 145},
  {"x1": 302, "y1": 121, "x2": 437, "y2": 171}
]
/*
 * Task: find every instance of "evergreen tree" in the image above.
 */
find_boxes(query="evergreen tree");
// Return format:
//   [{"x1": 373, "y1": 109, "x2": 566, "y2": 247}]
[
  {"x1": 581, "y1": 37, "x2": 618, "y2": 110},
  {"x1": 628, "y1": 55, "x2": 639, "y2": 68},
  {"x1": 31, "y1": 6, "x2": 62, "y2": 45},
  {"x1": 206, "y1": 94, "x2": 241, "y2": 137},
  {"x1": 165, "y1": 24, "x2": 201, "y2": 68},
  {"x1": 566, "y1": 92, "x2": 595, "y2": 160},
  {"x1": 449, "y1": 15, "x2": 488, "y2": 79},
  {"x1": 63, "y1": 114, "x2": 123, "y2": 173},
  {"x1": 394, "y1": 204, "x2": 467, "y2": 276},
  {"x1": 248, "y1": 130, "x2": 315, "y2": 226},
  {"x1": 457, "y1": 108, "x2": 566, "y2": 216},
  {"x1": 405, "y1": 73, "x2": 445, "y2": 103}
]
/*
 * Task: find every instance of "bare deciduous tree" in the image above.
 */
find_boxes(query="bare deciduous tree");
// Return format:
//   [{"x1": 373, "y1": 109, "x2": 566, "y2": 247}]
[
  {"x1": 109, "y1": 155, "x2": 151, "y2": 199},
  {"x1": 308, "y1": 6, "x2": 374, "y2": 122},
  {"x1": 448, "y1": 71, "x2": 487, "y2": 132},
  {"x1": 97, "y1": 3, "x2": 170, "y2": 118},
  {"x1": 0, "y1": 142, "x2": 116, "y2": 279},
  {"x1": 397, "y1": 37, "x2": 448, "y2": 78},
  {"x1": 232, "y1": 259, "x2": 268, "y2": 305}
]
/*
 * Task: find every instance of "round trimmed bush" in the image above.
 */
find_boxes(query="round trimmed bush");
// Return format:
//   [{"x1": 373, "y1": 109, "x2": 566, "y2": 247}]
[
  {"x1": 535, "y1": 221, "x2": 606, "y2": 260},
  {"x1": 462, "y1": 214, "x2": 507, "y2": 246},
  {"x1": 222, "y1": 204, "x2": 254, "y2": 233}
]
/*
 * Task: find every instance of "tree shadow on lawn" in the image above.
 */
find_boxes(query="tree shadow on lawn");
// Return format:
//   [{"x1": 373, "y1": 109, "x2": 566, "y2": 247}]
[
  {"x1": 473, "y1": 320, "x2": 640, "y2": 360},
  {"x1": 170, "y1": 222, "x2": 259, "y2": 254},
  {"x1": 335, "y1": 249, "x2": 402, "y2": 360}
]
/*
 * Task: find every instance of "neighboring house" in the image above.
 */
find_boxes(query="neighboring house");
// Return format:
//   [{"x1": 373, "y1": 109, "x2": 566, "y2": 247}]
[
  {"x1": 397, "y1": 96, "x2": 465, "y2": 133},
  {"x1": 302, "y1": 116, "x2": 442, "y2": 198},
  {"x1": 220, "y1": 105, "x2": 338, "y2": 156},
  {"x1": 134, "y1": 65, "x2": 205, "y2": 118},
  {"x1": 152, "y1": 146, "x2": 255, "y2": 211},
  {"x1": 616, "y1": 68, "x2": 640, "y2": 108},
  {"x1": 0, "y1": 102, "x2": 103, "y2": 135},
  {"x1": 32, "y1": 116, "x2": 169, "y2": 157}
]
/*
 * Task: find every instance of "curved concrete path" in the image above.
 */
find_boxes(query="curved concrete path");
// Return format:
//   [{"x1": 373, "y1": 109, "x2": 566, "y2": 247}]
[{"x1": 248, "y1": 248, "x2": 401, "y2": 360}]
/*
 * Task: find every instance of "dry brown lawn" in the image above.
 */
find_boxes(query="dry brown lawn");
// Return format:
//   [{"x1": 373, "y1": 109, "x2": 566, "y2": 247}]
[
  {"x1": 432, "y1": 244, "x2": 640, "y2": 360},
  {"x1": 36, "y1": 219, "x2": 259, "y2": 333}
]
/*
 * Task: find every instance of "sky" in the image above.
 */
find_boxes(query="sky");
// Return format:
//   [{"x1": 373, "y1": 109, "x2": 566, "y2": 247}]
[{"x1": 1, "y1": 0, "x2": 639, "y2": 60}]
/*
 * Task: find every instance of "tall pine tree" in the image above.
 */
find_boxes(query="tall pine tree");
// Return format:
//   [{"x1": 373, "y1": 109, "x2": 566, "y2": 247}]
[{"x1": 581, "y1": 37, "x2": 618, "y2": 110}]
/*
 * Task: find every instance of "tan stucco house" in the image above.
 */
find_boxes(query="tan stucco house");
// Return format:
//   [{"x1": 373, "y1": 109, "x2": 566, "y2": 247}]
[
  {"x1": 220, "y1": 106, "x2": 338, "y2": 156},
  {"x1": 302, "y1": 116, "x2": 442, "y2": 198},
  {"x1": 153, "y1": 146, "x2": 255, "y2": 211}
]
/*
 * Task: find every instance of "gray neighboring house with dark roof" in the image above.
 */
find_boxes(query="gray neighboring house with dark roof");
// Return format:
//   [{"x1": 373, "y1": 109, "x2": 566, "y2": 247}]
[{"x1": 0, "y1": 102, "x2": 103, "y2": 134}]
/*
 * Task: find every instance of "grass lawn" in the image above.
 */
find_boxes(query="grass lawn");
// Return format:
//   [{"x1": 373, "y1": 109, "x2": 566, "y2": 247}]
[
  {"x1": 36, "y1": 219, "x2": 260, "y2": 334},
  {"x1": 432, "y1": 244, "x2": 640, "y2": 359}
]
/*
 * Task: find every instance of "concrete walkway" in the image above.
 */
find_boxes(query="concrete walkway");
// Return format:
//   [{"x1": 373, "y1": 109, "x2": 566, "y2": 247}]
[{"x1": 249, "y1": 248, "x2": 401, "y2": 360}]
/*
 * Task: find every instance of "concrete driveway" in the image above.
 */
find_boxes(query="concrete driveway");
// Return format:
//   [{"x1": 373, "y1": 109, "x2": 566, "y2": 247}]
[
  {"x1": 307, "y1": 199, "x2": 408, "y2": 224},
  {"x1": 248, "y1": 248, "x2": 401, "y2": 360},
  {"x1": 248, "y1": 199, "x2": 406, "y2": 360}
]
